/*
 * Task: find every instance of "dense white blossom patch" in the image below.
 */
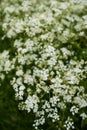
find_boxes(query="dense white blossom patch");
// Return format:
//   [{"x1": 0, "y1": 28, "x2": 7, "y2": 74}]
[{"x1": 0, "y1": 0, "x2": 87, "y2": 130}]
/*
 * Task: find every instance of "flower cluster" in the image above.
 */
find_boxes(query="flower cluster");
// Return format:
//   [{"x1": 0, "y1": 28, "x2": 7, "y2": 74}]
[{"x1": 0, "y1": 0, "x2": 87, "y2": 130}]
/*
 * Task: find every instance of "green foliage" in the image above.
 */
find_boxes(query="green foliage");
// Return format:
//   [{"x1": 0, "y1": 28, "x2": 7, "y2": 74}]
[{"x1": 0, "y1": 77, "x2": 35, "y2": 130}]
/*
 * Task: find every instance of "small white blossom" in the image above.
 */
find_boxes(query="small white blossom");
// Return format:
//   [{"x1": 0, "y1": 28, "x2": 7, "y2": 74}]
[
  {"x1": 80, "y1": 113, "x2": 87, "y2": 120},
  {"x1": 16, "y1": 70, "x2": 24, "y2": 76},
  {"x1": 64, "y1": 117, "x2": 75, "y2": 130},
  {"x1": 70, "y1": 106, "x2": 79, "y2": 115}
]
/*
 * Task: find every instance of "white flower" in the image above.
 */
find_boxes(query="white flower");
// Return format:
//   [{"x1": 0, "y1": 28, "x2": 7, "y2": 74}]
[
  {"x1": 60, "y1": 48, "x2": 71, "y2": 57},
  {"x1": 13, "y1": 83, "x2": 18, "y2": 92},
  {"x1": 70, "y1": 106, "x2": 79, "y2": 115},
  {"x1": 7, "y1": 29, "x2": 16, "y2": 38},
  {"x1": 19, "y1": 85, "x2": 25, "y2": 91},
  {"x1": 25, "y1": 95, "x2": 39, "y2": 113},
  {"x1": 80, "y1": 113, "x2": 87, "y2": 120},
  {"x1": 50, "y1": 96, "x2": 59, "y2": 107},
  {"x1": 64, "y1": 117, "x2": 75, "y2": 130},
  {"x1": 74, "y1": 97, "x2": 87, "y2": 108},
  {"x1": 60, "y1": 3, "x2": 69, "y2": 10},
  {"x1": 24, "y1": 74, "x2": 34, "y2": 85},
  {"x1": 15, "y1": 20, "x2": 25, "y2": 33},
  {"x1": 16, "y1": 69, "x2": 23, "y2": 76}
]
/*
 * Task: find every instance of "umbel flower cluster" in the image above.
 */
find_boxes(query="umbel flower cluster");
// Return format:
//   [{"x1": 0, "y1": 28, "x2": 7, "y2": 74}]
[{"x1": 0, "y1": 0, "x2": 87, "y2": 130}]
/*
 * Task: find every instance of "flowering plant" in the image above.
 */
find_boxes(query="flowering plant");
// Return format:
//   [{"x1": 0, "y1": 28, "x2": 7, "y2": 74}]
[{"x1": 0, "y1": 0, "x2": 87, "y2": 130}]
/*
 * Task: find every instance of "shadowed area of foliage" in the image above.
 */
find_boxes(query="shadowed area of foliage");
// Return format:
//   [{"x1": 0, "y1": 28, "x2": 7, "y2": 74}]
[{"x1": 0, "y1": 76, "x2": 35, "y2": 130}]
